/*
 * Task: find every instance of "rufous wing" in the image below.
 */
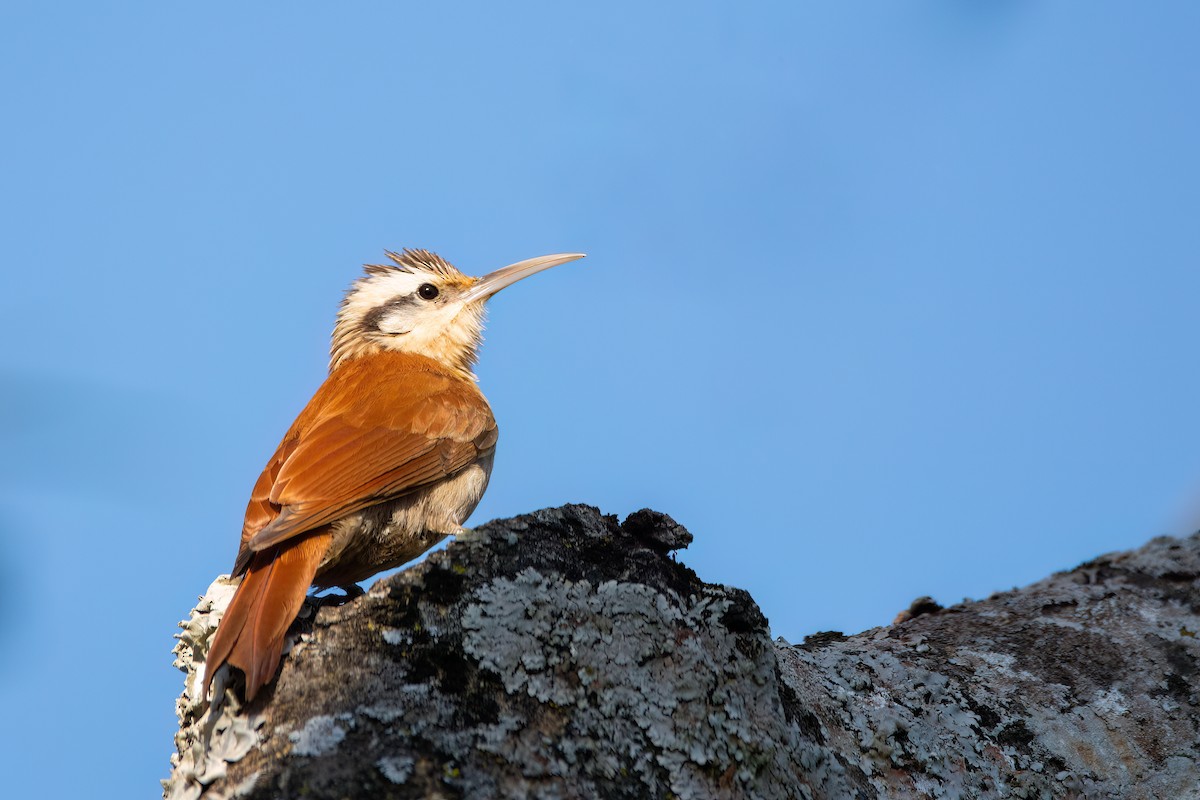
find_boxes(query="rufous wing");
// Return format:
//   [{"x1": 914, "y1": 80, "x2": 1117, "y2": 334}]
[{"x1": 231, "y1": 351, "x2": 497, "y2": 573}]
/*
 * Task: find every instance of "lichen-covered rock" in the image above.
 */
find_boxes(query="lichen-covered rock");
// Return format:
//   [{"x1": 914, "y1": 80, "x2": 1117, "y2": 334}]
[
  {"x1": 777, "y1": 534, "x2": 1200, "y2": 800},
  {"x1": 167, "y1": 507, "x2": 1200, "y2": 800},
  {"x1": 167, "y1": 506, "x2": 835, "y2": 799}
]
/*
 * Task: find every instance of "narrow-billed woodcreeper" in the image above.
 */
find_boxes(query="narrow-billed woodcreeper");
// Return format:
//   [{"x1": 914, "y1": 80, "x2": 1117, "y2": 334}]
[{"x1": 204, "y1": 248, "x2": 584, "y2": 700}]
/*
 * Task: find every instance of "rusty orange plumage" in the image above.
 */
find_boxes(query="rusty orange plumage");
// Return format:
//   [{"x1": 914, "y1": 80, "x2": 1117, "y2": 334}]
[{"x1": 204, "y1": 248, "x2": 583, "y2": 701}]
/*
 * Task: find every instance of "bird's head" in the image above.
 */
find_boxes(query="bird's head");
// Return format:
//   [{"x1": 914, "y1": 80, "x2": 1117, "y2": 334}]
[{"x1": 331, "y1": 248, "x2": 585, "y2": 376}]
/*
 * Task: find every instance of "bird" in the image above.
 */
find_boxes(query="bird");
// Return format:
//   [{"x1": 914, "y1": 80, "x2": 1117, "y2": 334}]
[{"x1": 203, "y1": 247, "x2": 585, "y2": 701}]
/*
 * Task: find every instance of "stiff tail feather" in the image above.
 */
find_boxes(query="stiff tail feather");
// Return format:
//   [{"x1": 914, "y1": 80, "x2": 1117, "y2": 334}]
[{"x1": 204, "y1": 530, "x2": 332, "y2": 701}]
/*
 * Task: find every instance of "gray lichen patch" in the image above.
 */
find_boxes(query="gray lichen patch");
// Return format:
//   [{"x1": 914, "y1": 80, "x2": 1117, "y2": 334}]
[
  {"x1": 459, "y1": 568, "x2": 803, "y2": 796},
  {"x1": 164, "y1": 577, "x2": 268, "y2": 800},
  {"x1": 376, "y1": 755, "x2": 415, "y2": 784},
  {"x1": 288, "y1": 714, "x2": 348, "y2": 757},
  {"x1": 380, "y1": 627, "x2": 409, "y2": 645}
]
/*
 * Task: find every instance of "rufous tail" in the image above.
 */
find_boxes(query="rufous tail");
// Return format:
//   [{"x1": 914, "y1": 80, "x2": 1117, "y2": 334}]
[{"x1": 204, "y1": 530, "x2": 332, "y2": 701}]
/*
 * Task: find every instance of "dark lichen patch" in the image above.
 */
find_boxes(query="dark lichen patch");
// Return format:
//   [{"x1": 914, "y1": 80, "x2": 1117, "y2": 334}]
[
  {"x1": 801, "y1": 630, "x2": 848, "y2": 649},
  {"x1": 1073, "y1": 553, "x2": 1118, "y2": 574},
  {"x1": 1040, "y1": 598, "x2": 1079, "y2": 615},
  {"x1": 1044, "y1": 754, "x2": 1070, "y2": 777},
  {"x1": 419, "y1": 563, "x2": 468, "y2": 606},
  {"x1": 1155, "y1": 640, "x2": 1200, "y2": 706},
  {"x1": 774, "y1": 663, "x2": 827, "y2": 743},
  {"x1": 258, "y1": 720, "x2": 419, "y2": 800},
  {"x1": 1121, "y1": 568, "x2": 1200, "y2": 614},
  {"x1": 885, "y1": 725, "x2": 926, "y2": 772},
  {"x1": 982, "y1": 626, "x2": 1129, "y2": 698},
  {"x1": 403, "y1": 638, "x2": 472, "y2": 696},
  {"x1": 721, "y1": 588, "x2": 768, "y2": 634},
  {"x1": 475, "y1": 503, "x2": 707, "y2": 604},
  {"x1": 368, "y1": 588, "x2": 425, "y2": 633},
  {"x1": 892, "y1": 596, "x2": 943, "y2": 625},
  {"x1": 996, "y1": 719, "x2": 1036, "y2": 752},
  {"x1": 1162, "y1": 640, "x2": 1198, "y2": 677},
  {"x1": 1163, "y1": 672, "x2": 1193, "y2": 703},
  {"x1": 1158, "y1": 570, "x2": 1198, "y2": 582},
  {"x1": 622, "y1": 508, "x2": 693, "y2": 553},
  {"x1": 963, "y1": 694, "x2": 1002, "y2": 731}
]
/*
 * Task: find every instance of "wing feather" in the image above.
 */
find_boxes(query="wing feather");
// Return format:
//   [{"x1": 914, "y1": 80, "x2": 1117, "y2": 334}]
[{"x1": 235, "y1": 351, "x2": 496, "y2": 562}]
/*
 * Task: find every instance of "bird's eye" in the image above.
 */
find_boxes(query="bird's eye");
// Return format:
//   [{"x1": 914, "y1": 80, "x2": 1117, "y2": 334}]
[{"x1": 417, "y1": 283, "x2": 439, "y2": 300}]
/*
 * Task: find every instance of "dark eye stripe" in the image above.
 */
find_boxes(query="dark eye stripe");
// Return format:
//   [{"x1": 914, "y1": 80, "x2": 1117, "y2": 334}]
[{"x1": 361, "y1": 294, "x2": 420, "y2": 332}]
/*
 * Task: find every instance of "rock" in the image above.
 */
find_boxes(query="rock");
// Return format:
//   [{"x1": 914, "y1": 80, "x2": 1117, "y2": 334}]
[{"x1": 165, "y1": 506, "x2": 1200, "y2": 800}]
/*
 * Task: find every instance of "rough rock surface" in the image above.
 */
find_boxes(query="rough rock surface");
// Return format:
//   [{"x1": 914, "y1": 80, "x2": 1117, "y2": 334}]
[{"x1": 166, "y1": 505, "x2": 1200, "y2": 799}]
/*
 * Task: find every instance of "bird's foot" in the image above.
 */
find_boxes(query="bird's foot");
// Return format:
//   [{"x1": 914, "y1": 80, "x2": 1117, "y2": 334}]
[{"x1": 311, "y1": 584, "x2": 366, "y2": 608}]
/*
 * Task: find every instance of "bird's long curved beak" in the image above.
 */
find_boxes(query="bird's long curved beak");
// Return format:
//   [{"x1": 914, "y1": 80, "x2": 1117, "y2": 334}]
[{"x1": 461, "y1": 253, "x2": 586, "y2": 304}]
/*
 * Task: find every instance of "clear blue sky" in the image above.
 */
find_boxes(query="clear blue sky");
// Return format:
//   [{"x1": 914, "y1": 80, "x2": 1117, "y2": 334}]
[{"x1": 3, "y1": 2, "x2": 1200, "y2": 796}]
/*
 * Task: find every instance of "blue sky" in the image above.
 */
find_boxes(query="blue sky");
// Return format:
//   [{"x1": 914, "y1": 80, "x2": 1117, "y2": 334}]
[{"x1": 4, "y1": 2, "x2": 1200, "y2": 796}]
